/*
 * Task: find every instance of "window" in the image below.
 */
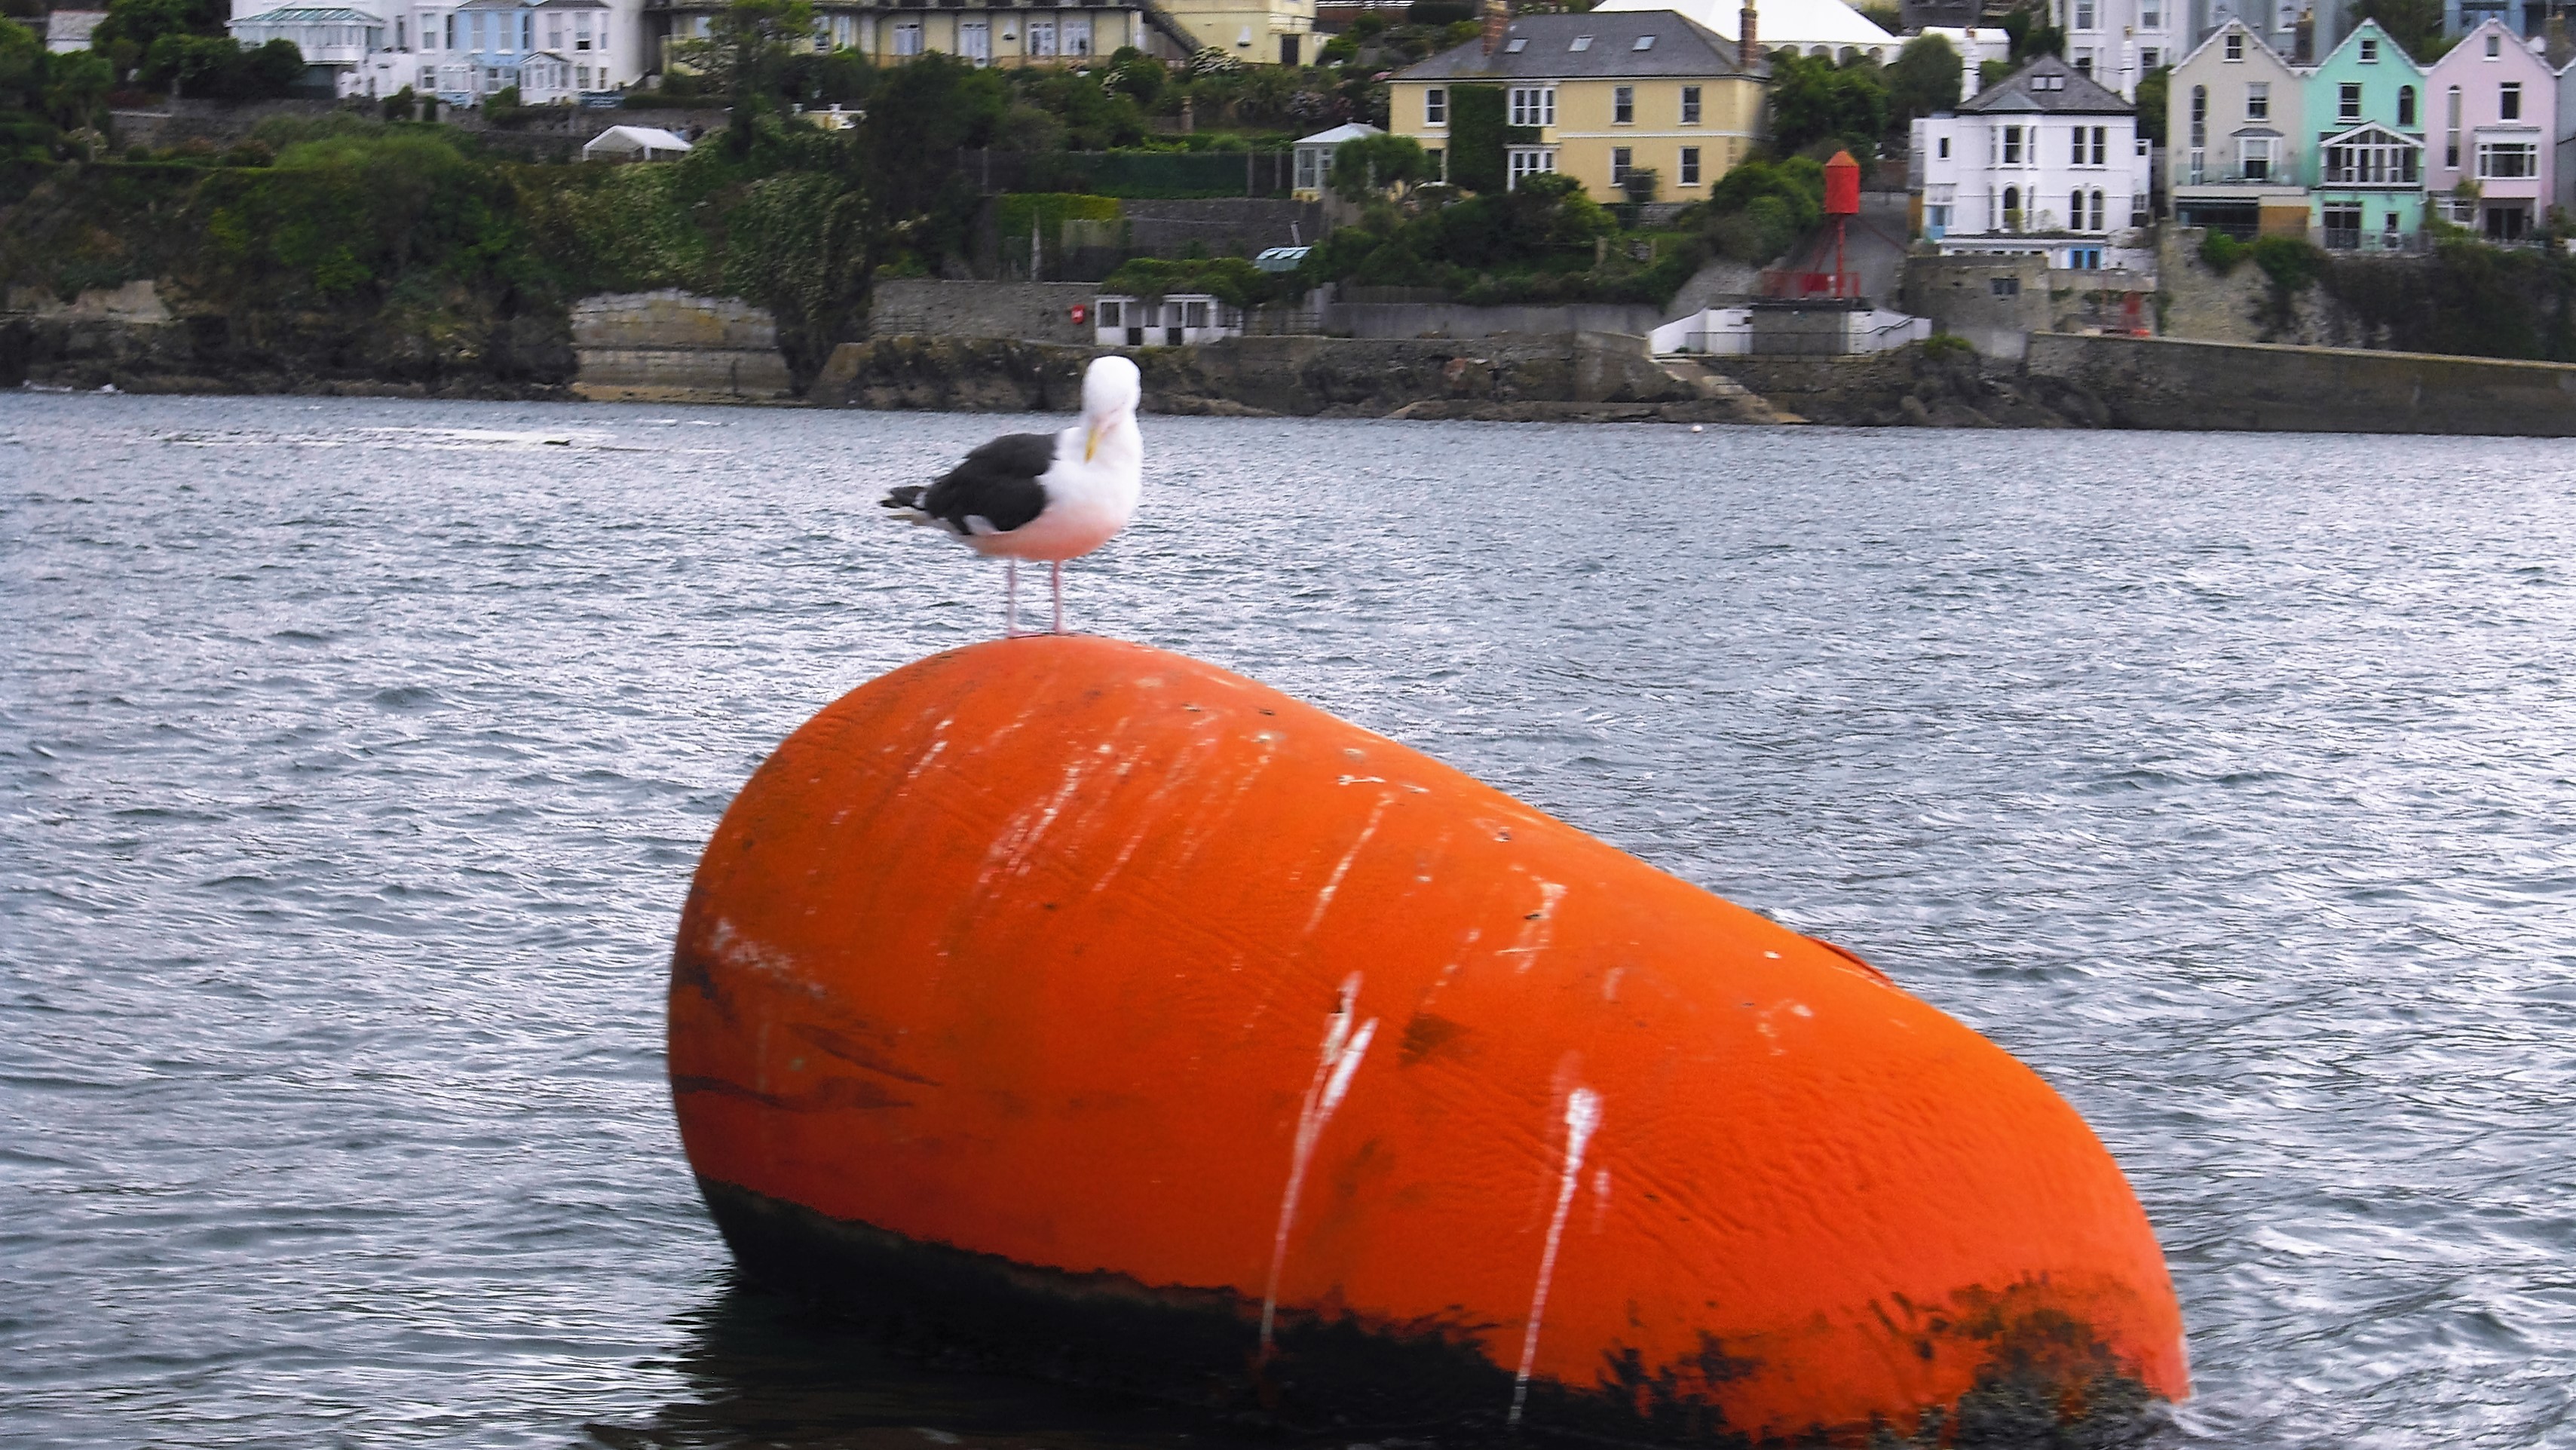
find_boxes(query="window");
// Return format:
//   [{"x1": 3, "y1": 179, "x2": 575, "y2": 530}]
[
  {"x1": 1294, "y1": 146, "x2": 1318, "y2": 190},
  {"x1": 2339, "y1": 82, "x2": 2361, "y2": 122},
  {"x1": 546, "y1": 17, "x2": 560, "y2": 49},
  {"x1": 2142, "y1": 47, "x2": 2160, "y2": 68},
  {"x1": 2360, "y1": 36, "x2": 2378, "y2": 61},
  {"x1": 2094, "y1": 127, "x2": 2108, "y2": 164},
  {"x1": 1569, "y1": 34, "x2": 1592, "y2": 51},
  {"x1": 2002, "y1": 124, "x2": 2023, "y2": 164},
  {"x1": 1097, "y1": 300, "x2": 1122, "y2": 329},
  {"x1": 1425, "y1": 87, "x2": 1445, "y2": 124},
  {"x1": 2070, "y1": 126, "x2": 2085, "y2": 165},
  {"x1": 2225, "y1": 31, "x2": 2244, "y2": 60},
  {"x1": 2323, "y1": 137, "x2": 2413, "y2": 183},
  {"x1": 2075, "y1": 51, "x2": 2094, "y2": 76},
  {"x1": 1989, "y1": 275, "x2": 2020, "y2": 296},
  {"x1": 1506, "y1": 147, "x2": 1556, "y2": 186},
  {"x1": 2500, "y1": 82, "x2": 2521, "y2": 121},
  {"x1": 1025, "y1": 20, "x2": 1055, "y2": 55},
  {"x1": 1426, "y1": 147, "x2": 1444, "y2": 179},
  {"x1": 2130, "y1": 192, "x2": 2149, "y2": 226},
  {"x1": 1505, "y1": 36, "x2": 1527, "y2": 51},
  {"x1": 960, "y1": 20, "x2": 989, "y2": 63},
  {"x1": 2075, "y1": 0, "x2": 2096, "y2": 26},
  {"x1": 1610, "y1": 146, "x2": 1633, "y2": 183},
  {"x1": 444, "y1": 13, "x2": 454, "y2": 47},
  {"x1": 418, "y1": 63, "x2": 433, "y2": 86},
  {"x1": 1613, "y1": 85, "x2": 1634, "y2": 123},
  {"x1": 2141, "y1": 0, "x2": 2161, "y2": 26},
  {"x1": 2397, "y1": 85, "x2": 2414, "y2": 127},
  {"x1": 2002, "y1": 183, "x2": 2021, "y2": 227},
  {"x1": 2485, "y1": 32, "x2": 2501, "y2": 57},
  {"x1": 1679, "y1": 146, "x2": 1700, "y2": 185},
  {"x1": 893, "y1": 19, "x2": 921, "y2": 55},
  {"x1": 2070, "y1": 191, "x2": 2085, "y2": 228},
  {"x1": 2190, "y1": 85, "x2": 2207, "y2": 146},
  {"x1": 1937, "y1": 135, "x2": 1950, "y2": 158},
  {"x1": 1680, "y1": 84, "x2": 1701, "y2": 123},
  {"x1": 1631, "y1": 33, "x2": 1656, "y2": 49},
  {"x1": 2477, "y1": 141, "x2": 2537, "y2": 178},
  {"x1": 1928, "y1": 204, "x2": 1951, "y2": 228},
  {"x1": 1508, "y1": 87, "x2": 1554, "y2": 126},
  {"x1": 2446, "y1": 86, "x2": 2461, "y2": 167},
  {"x1": 2188, "y1": 148, "x2": 2205, "y2": 182},
  {"x1": 1064, "y1": 18, "x2": 1091, "y2": 57},
  {"x1": 2322, "y1": 202, "x2": 2362, "y2": 247},
  {"x1": 2242, "y1": 135, "x2": 2271, "y2": 181},
  {"x1": 2247, "y1": 81, "x2": 2268, "y2": 120}
]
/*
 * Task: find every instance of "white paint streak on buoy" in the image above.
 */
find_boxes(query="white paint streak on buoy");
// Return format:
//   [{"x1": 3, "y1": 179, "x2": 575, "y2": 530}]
[
  {"x1": 1510, "y1": 1086, "x2": 1602, "y2": 1425},
  {"x1": 1259, "y1": 974, "x2": 1380, "y2": 1360}
]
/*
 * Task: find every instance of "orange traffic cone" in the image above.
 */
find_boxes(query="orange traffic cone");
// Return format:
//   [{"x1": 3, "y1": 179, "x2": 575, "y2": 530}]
[{"x1": 670, "y1": 636, "x2": 2187, "y2": 1440}]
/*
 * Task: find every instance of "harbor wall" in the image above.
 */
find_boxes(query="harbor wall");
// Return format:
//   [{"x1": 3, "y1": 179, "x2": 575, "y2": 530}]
[{"x1": 2022, "y1": 333, "x2": 2576, "y2": 436}]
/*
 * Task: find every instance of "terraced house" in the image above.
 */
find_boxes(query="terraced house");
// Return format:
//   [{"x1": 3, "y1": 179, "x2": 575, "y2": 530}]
[
  {"x1": 2167, "y1": 20, "x2": 2313, "y2": 237},
  {"x1": 1388, "y1": 8, "x2": 1768, "y2": 203},
  {"x1": 2301, "y1": 19, "x2": 2427, "y2": 250},
  {"x1": 2421, "y1": 18, "x2": 2557, "y2": 240}
]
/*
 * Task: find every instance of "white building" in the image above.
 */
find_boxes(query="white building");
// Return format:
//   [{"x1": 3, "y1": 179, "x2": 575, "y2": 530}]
[
  {"x1": 1913, "y1": 54, "x2": 2157, "y2": 272},
  {"x1": 1594, "y1": 0, "x2": 1901, "y2": 65},
  {"x1": 237, "y1": 0, "x2": 645, "y2": 103},
  {"x1": 228, "y1": 5, "x2": 386, "y2": 93},
  {"x1": 1093, "y1": 294, "x2": 1244, "y2": 347},
  {"x1": 1291, "y1": 121, "x2": 1380, "y2": 200},
  {"x1": 1919, "y1": 25, "x2": 2011, "y2": 99},
  {"x1": 2047, "y1": 0, "x2": 2185, "y2": 99}
]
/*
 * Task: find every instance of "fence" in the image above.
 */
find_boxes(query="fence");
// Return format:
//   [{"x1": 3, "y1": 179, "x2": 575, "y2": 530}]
[{"x1": 963, "y1": 149, "x2": 1294, "y2": 199}]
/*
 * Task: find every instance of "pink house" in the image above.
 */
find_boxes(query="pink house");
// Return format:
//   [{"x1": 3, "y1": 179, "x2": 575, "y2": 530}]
[{"x1": 2421, "y1": 19, "x2": 2556, "y2": 241}]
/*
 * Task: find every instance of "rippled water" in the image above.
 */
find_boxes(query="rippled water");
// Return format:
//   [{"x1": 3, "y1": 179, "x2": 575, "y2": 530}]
[{"x1": 4, "y1": 395, "x2": 2571, "y2": 1450}]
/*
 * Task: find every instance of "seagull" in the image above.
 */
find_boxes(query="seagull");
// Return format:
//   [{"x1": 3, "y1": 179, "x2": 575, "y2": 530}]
[{"x1": 881, "y1": 355, "x2": 1144, "y2": 637}]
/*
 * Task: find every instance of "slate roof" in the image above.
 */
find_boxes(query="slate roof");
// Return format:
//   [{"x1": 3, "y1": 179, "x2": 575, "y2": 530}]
[
  {"x1": 1395, "y1": 12, "x2": 1758, "y2": 81},
  {"x1": 1958, "y1": 54, "x2": 2132, "y2": 115},
  {"x1": 232, "y1": 7, "x2": 385, "y2": 22}
]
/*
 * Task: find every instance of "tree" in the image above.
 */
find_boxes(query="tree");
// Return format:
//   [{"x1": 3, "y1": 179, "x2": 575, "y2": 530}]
[
  {"x1": 2133, "y1": 64, "x2": 2170, "y2": 146},
  {"x1": 665, "y1": 0, "x2": 816, "y2": 154},
  {"x1": 1328, "y1": 131, "x2": 1433, "y2": 201},
  {"x1": 90, "y1": 0, "x2": 222, "y2": 62},
  {"x1": 2349, "y1": 0, "x2": 2446, "y2": 60},
  {"x1": 1768, "y1": 52, "x2": 1888, "y2": 157},
  {"x1": 2000, "y1": 6, "x2": 2063, "y2": 64},
  {"x1": 46, "y1": 48, "x2": 113, "y2": 128},
  {"x1": 1885, "y1": 33, "x2": 1961, "y2": 127}
]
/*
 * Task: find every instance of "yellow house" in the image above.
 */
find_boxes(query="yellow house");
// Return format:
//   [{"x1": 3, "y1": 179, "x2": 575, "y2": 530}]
[
  {"x1": 1387, "y1": 8, "x2": 1768, "y2": 204},
  {"x1": 1156, "y1": 0, "x2": 1319, "y2": 66}
]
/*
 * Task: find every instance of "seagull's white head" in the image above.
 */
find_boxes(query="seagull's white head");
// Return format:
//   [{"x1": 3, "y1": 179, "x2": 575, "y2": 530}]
[{"x1": 1081, "y1": 355, "x2": 1142, "y2": 462}]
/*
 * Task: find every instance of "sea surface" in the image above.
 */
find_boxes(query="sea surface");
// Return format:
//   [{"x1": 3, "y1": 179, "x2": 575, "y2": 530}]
[{"x1": 3, "y1": 394, "x2": 2572, "y2": 1450}]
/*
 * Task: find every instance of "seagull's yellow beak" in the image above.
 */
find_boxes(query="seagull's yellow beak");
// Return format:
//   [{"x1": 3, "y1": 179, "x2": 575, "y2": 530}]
[{"x1": 1084, "y1": 423, "x2": 1098, "y2": 463}]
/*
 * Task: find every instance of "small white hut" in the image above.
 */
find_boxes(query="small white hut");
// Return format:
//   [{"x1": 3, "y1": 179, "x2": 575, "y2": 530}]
[{"x1": 1291, "y1": 122, "x2": 1383, "y2": 200}]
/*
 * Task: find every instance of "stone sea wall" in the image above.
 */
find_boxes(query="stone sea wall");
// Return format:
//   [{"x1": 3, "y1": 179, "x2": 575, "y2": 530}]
[
  {"x1": 2023, "y1": 333, "x2": 2576, "y2": 436},
  {"x1": 568, "y1": 290, "x2": 793, "y2": 403}
]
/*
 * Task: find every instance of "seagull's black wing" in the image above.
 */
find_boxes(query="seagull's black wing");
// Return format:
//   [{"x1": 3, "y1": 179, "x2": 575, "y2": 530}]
[{"x1": 883, "y1": 432, "x2": 1057, "y2": 535}]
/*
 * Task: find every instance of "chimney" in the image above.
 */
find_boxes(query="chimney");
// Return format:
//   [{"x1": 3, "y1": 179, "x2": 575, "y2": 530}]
[
  {"x1": 2549, "y1": 12, "x2": 2573, "y2": 69},
  {"x1": 2292, "y1": 5, "x2": 2314, "y2": 63},
  {"x1": 1738, "y1": 2, "x2": 1757, "y2": 61},
  {"x1": 1481, "y1": 0, "x2": 1509, "y2": 56}
]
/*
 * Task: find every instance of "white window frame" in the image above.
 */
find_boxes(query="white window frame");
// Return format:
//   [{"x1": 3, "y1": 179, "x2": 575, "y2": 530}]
[
  {"x1": 1425, "y1": 87, "x2": 1445, "y2": 125},
  {"x1": 2475, "y1": 140, "x2": 2537, "y2": 179},
  {"x1": 1678, "y1": 145, "x2": 1700, "y2": 185},
  {"x1": 1680, "y1": 84, "x2": 1700, "y2": 124},
  {"x1": 1508, "y1": 86, "x2": 1556, "y2": 127},
  {"x1": 1505, "y1": 146, "x2": 1557, "y2": 187},
  {"x1": 1610, "y1": 146, "x2": 1632, "y2": 183},
  {"x1": 1613, "y1": 85, "x2": 1634, "y2": 124},
  {"x1": 2247, "y1": 81, "x2": 2268, "y2": 121}
]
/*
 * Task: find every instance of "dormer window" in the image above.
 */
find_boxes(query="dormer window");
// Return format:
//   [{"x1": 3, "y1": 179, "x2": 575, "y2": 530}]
[
  {"x1": 1569, "y1": 34, "x2": 1591, "y2": 50},
  {"x1": 2360, "y1": 36, "x2": 2377, "y2": 61},
  {"x1": 2225, "y1": 31, "x2": 2244, "y2": 60},
  {"x1": 1632, "y1": 34, "x2": 1656, "y2": 49},
  {"x1": 1505, "y1": 35, "x2": 1527, "y2": 51}
]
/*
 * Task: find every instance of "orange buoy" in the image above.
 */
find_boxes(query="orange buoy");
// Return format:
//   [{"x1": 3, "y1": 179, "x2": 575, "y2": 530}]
[{"x1": 669, "y1": 636, "x2": 2188, "y2": 1440}]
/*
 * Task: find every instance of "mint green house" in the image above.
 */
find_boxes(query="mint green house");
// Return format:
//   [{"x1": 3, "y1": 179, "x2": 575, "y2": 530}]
[{"x1": 2301, "y1": 19, "x2": 2429, "y2": 250}]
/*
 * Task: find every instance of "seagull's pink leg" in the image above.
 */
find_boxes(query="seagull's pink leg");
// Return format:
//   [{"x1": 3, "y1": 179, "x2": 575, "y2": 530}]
[
  {"x1": 1051, "y1": 562, "x2": 1066, "y2": 635},
  {"x1": 1005, "y1": 559, "x2": 1020, "y2": 637}
]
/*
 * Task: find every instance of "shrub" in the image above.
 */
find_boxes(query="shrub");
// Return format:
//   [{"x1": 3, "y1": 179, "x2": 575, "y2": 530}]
[
  {"x1": 2199, "y1": 228, "x2": 2248, "y2": 274},
  {"x1": 2250, "y1": 235, "x2": 2325, "y2": 293}
]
